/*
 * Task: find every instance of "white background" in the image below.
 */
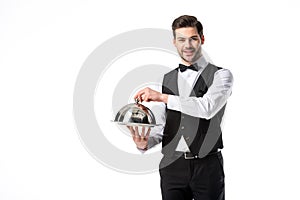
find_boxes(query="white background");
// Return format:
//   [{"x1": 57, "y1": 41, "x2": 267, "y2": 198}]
[{"x1": 1, "y1": 0, "x2": 300, "y2": 199}]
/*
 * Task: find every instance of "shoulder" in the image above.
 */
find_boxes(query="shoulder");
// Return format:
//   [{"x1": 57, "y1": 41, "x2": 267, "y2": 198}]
[
  {"x1": 164, "y1": 68, "x2": 178, "y2": 76},
  {"x1": 163, "y1": 68, "x2": 178, "y2": 80},
  {"x1": 209, "y1": 63, "x2": 233, "y2": 83}
]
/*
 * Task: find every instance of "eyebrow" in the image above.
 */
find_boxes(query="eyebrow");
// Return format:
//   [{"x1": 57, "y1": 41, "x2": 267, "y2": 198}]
[{"x1": 176, "y1": 35, "x2": 199, "y2": 39}]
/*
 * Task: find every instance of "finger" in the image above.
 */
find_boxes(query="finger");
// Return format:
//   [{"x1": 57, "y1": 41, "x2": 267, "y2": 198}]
[
  {"x1": 145, "y1": 127, "x2": 151, "y2": 139},
  {"x1": 133, "y1": 91, "x2": 141, "y2": 99},
  {"x1": 141, "y1": 126, "x2": 145, "y2": 138},
  {"x1": 136, "y1": 88, "x2": 151, "y2": 102},
  {"x1": 140, "y1": 92, "x2": 147, "y2": 102},
  {"x1": 127, "y1": 126, "x2": 135, "y2": 137},
  {"x1": 133, "y1": 89, "x2": 142, "y2": 99},
  {"x1": 134, "y1": 126, "x2": 139, "y2": 137},
  {"x1": 143, "y1": 94, "x2": 148, "y2": 102},
  {"x1": 134, "y1": 89, "x2": 145, "y2": 102}
]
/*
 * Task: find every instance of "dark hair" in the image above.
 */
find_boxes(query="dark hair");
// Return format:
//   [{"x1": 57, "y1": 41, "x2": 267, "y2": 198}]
[{"x1": 172, "y1": 15, "x2": 203, "y2": 38}]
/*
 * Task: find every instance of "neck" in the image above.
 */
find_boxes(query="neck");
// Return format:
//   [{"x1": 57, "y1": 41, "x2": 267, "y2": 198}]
[
  {"x1": 182, "y1": 60, "x2": 192, "y2": 66},
  {"x1": 181, "y1": 53, "x2": 202, "y2": 66}
]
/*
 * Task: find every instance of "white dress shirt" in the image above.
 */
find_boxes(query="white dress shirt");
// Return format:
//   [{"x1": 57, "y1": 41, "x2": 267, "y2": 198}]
[{"x1": 143, "y1": 56, "x2": 233, "y2": 152}]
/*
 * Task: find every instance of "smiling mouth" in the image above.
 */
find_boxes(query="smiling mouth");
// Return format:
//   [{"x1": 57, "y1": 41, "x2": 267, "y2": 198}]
[{"x1": 183, "y1": 51, "x2": 194, "y2": 56}]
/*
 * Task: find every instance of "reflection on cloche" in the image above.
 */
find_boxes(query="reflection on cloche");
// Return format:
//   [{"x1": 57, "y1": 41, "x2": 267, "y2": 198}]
[{"x1": 113, "y1": 99, "x2": 159, "y2": 127}]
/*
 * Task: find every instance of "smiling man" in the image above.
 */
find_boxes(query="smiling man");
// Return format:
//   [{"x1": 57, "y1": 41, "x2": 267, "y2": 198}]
[
  {"x1": 130, "y1": 15, "x2": 233, "y2": 200},
  {"x1": 174, "y1": 27, "x2": 203, "y2": 65}
]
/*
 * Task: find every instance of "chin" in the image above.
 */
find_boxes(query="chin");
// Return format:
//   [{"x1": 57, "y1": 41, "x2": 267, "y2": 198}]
[{"x1": 184, "y1": 57, "x2": 194, "y2": 63}]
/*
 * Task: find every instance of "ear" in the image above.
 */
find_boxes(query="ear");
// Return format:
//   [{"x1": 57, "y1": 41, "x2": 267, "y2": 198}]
[
  {"x1": 201, "y1": 35, "x2": 205, "y2": 44},
  {"x1": 173, "y1": 38, "x2": 176, "y2": 46}
]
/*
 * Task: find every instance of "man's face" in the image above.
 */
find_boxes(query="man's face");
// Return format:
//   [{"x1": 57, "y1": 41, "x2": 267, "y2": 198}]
[{"x1": 173, "y1": 27, "x2": 204, "y2": 65}]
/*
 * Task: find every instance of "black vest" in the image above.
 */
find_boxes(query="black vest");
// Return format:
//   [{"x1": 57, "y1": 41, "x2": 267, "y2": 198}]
[{"x1": 162, "y1": 63, "x2": 226, "y2": 157}]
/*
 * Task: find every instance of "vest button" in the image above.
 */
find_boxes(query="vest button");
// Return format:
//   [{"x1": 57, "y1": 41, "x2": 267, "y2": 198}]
[
  {"x1": 182, "y1": 116, "x2": 184, "y2": 119},
  {"x1": 181, "y1": 126, "x2": 185, "y2": 130}
]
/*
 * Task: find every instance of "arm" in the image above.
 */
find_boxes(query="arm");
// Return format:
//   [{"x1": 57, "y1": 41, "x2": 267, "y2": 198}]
[
  {"x1": 167, "y1": 69, "x2": 233, "y2": 119},
  {"x1": 135, "y1": 69, "x2": 233, "y2": 119}
]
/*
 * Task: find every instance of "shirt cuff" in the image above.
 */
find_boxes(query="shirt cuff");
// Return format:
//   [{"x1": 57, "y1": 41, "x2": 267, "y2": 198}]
[{"x1": 166, "y1": 95, "x2": 181, "y2": 112}]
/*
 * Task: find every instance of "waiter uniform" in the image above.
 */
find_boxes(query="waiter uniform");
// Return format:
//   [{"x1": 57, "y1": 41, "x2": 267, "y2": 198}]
[{"x1": 158, "y1": 56, "x2": 233, "y2": 200}]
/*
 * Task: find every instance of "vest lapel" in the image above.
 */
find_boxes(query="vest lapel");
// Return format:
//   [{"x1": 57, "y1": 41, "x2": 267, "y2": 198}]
[
  {"x1": 189, "y1": 63, "x2": 214, "y2": 97},
  {"x1": 163, "y1": 70, "x2": 179, "y2": 95}
]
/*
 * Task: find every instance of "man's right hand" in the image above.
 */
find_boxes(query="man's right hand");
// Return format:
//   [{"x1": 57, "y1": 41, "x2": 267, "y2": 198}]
[
  {"x1": 127, "y1": 126, "x2": 151, "y2": 150},
  {"x1": 134, "y1": 87, "x2": 168, "y2": 103}
]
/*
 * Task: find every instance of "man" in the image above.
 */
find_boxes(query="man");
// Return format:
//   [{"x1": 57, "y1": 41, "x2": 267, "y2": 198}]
[{"x1": 128, "y1": 15, "x2": 233, "y2": 200}]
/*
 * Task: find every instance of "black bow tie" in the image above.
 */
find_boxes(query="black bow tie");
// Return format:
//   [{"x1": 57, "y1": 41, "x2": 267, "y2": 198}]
[{"x1": 178, "y1": 64, "x2": 198, "y2": 72}]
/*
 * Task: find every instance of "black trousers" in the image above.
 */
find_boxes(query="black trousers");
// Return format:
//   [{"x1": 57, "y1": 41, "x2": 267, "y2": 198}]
[{"x1": 159, "y1": 152, "x2": 225, "y2": 200}]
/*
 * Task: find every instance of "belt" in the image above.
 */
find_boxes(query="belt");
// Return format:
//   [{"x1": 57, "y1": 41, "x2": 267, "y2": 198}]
[
  {"x1": 174, "y1": 150, "x2": 220, "y2": 160},
  {"x1": 183, "y1": 152, "x2": 199, "y2": 159}
]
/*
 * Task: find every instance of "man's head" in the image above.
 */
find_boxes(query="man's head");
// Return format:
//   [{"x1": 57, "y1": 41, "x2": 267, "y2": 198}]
[{"x1": 172, "y1": 15, "x2": 205, "y2": 65}]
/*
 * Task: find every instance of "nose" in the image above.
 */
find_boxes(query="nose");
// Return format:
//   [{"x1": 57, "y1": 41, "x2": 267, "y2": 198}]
[{"x1": 184, "y1": 38, "x2": 192, "y2": 48}]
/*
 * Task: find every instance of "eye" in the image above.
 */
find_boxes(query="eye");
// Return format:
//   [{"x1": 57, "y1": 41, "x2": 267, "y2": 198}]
[{"x1": 177, "y1": 38, "x2": 185, "y2": 42}]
